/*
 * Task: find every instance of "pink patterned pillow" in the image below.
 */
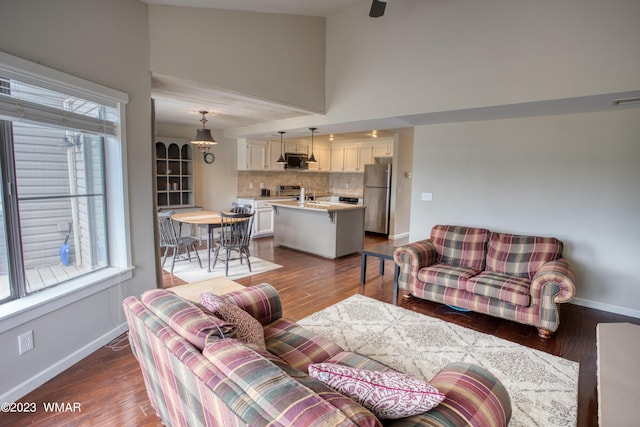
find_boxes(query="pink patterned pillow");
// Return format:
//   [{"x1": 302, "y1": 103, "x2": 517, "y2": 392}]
[
  {"x1": 308, "y1": 363, "x2": 445, "y2": 419},
  {"x1": 200, "y1": 292, "x2": 267, "y2": 351}
]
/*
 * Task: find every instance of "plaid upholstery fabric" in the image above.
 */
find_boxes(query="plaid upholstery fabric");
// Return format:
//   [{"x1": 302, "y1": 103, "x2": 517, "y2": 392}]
[
  {"x1": 327, "y1": 351, "x2": 395, "y2": 372},
  {"x1": 466, "y1": 272, "x2": 531, "y2": 306},
  {"x1": 394, "y1": 363, "x2": 511, "y2": 427},
  {"x1": 394, "y1": 240, "x2": 438, "y2": 293},
  {"x1": 264, "y1": 318, "x2": 344, "y2": 372},
  {"x1": 531, "y1": 258, "x2": 576, "y2": 304},
  {"x1": 418, "y1": 263, "x2": 482, "y2": 290},
  {"x1": 395, "y1": 226, "x2": 576, "y2": 334},
  {"x1": 203, "y1": 339, "x2": 381, "y2": 427},
  {"x1": 123, "y1": 297, "x2": 255, "y2": 426},
  {"x1": 125, "y1": 282, "x2": 513, "y2": 426},
  {"x1": 141, "y1": 289, "x2": 234, "y2": 350},
  {"x1": 486, "y1": 233, "x2": 563, "y2": 279},
  {"x1": 222, "y1": 283, "x2": 282, "y2": 326},
  {"x1": 430, "y1": 225, "x2": 490, "y2": 270}
]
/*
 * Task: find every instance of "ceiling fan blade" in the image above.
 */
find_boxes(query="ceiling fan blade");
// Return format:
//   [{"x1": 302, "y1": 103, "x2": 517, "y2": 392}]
[{"x1": 369, "y1": 0, "x2": 386, "y2": 18}]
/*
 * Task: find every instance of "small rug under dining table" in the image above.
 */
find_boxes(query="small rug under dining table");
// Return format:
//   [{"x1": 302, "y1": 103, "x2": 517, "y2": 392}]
[{"x1": 298, "y1": 294, "x2": 579, "y2": 427}]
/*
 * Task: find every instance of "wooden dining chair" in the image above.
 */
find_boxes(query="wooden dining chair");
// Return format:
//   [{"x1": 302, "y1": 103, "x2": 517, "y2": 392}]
[
  {"x1": 211, "y1": 211, "x2": 254, "y2": 276},
  {"x1": 158, "y1": 211, "x2": 202, "y2": 274},
  {"x1": 197, "y1": 203, "x2": 252, "y2": 244}
]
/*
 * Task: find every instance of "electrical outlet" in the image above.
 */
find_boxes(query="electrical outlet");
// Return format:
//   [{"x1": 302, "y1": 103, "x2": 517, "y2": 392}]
[
  {"x1": 249, "y1": 182, "x2": 253, "y2": 189},
  {"x1": 18, "y1": 330, "x2": 34, "y2": 355},
  {"x1": 259, "y1": 183, "x2": 264, "y2": 189}
]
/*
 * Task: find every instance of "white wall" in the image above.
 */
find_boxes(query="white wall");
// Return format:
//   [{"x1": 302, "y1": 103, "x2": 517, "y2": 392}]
[
  {"x1": 325, "y1": 0, "x2": 640, "y2": 123},
  {"x1": 0, "y1": 0, "x2": 154, "y2": 401},
  {"x1": 155, "y1": 123, "x2": 238, "y2": 210},
  {"x1": 411, "y1": 110, "x2": 640, "y2": 316},
  {"x1": 149, "y1": 5, "x2": 326, "y2": 114}
]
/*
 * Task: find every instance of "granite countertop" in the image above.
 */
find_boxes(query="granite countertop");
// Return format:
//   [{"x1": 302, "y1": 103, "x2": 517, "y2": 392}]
[
  {"x1": 269, "y1": 200, "x2": 366, "y2": 212},
  {"x1": 237, "y1": 192, "x2": 362, "y2": 200}
]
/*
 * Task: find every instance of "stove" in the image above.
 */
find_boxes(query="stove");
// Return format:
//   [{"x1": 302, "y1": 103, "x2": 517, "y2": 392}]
[
  {"x1": 276, "y1": 185, "x2": 316, "y2": 201},
  {"x1": 277, "y1": 185, "x2": 302, "y2": 197}
]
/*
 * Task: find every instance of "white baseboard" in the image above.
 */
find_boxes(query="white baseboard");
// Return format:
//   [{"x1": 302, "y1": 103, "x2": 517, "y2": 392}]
[
  {"x1": 571, "y1": 297, "x2": 640, "y2": 319},
  {"x1": 0, "y1": 323, "x2": 129, "y2": 404},
  {"x1": 389, "y1": 231, "x2": 410, "y2": 241}
]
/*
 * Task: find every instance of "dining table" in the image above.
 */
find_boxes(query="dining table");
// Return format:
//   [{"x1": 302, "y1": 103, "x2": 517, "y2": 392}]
[{"x1": 171, "y1": 210, "x2": 223, "y2": 272}]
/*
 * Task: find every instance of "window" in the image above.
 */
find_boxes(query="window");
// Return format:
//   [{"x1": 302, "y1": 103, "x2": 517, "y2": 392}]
[{"x1": 0, "y1": 51, "x2": 131, "y2": 312}]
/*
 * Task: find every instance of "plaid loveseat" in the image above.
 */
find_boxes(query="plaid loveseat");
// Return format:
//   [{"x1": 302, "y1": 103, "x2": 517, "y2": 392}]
[
  {"x1": 123, "y1": 283, "x2": 512, "y2": 426},
  {"x1": 394, "y1": 225, "x2": 576, "y2": 338}
]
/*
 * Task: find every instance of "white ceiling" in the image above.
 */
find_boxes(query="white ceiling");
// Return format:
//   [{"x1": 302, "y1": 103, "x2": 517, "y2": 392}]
[
  {"x1": 145, "y1": 0, "x2": 373, "y2": 140},
  {"x1": 141, "y1": 0, "x2": 365, "y2": 18}
]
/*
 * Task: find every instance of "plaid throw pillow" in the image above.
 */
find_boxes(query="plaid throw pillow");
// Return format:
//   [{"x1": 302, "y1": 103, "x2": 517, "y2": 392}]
[
  {"x1": 141, "y1": 289, "x2": 234, "y2": 350},
  {"x1": 430, "y1": 225, "x2": 490, "y2": 270},
  {"x1": 486, "y1": 232, "x2": 563, "y2": 279}
]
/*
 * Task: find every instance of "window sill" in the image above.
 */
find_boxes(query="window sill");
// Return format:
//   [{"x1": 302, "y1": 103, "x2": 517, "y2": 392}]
[{"x1": 0, "y1": 266, "x2": 134, "y2": 333}]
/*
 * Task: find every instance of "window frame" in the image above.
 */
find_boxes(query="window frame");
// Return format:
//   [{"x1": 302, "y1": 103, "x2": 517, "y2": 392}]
[{"x1": 0, "y1": 51, "x2": 133, "y2": 330}]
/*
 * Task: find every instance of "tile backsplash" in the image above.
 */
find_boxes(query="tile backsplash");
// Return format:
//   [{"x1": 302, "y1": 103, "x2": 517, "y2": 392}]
[{"x1": 238, "y1": 171, "x2": 364, "y2": 197}]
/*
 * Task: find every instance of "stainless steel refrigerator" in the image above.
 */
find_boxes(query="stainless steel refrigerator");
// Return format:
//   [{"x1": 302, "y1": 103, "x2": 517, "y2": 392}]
[{"x1": 363, "y1": 163, "x2": 391, "y2": 234}]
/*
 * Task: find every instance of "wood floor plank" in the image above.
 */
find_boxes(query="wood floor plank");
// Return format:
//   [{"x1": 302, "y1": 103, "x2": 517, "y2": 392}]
[{"x1": 3, "y1": 234, "x2": 638, "y2": 426}]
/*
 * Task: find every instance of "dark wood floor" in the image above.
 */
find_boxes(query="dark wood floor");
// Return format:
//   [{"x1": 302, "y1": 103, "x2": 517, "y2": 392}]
[{"x1": 3, "y1": 234, "x2": 638, "y2": 426}]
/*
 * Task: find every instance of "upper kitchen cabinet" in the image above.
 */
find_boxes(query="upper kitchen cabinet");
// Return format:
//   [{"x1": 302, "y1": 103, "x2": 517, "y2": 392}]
[
  {"x1": 330, "y1": 138, "x2": 393, "y2": 172},
  {"x1": 284, "y1": 141, "x2": 309, "y2": 155},
  {"x1": 247, "y1": 141, "x2": 269, "y2": 170},
  {"x1": 268, "y1": 140, "x2": 286, "y2": 171},
  {"x1": 307, "y1": 141, "x2": 330, "y2": 171},
  {"x1": 155, "y1": 139, "x2": 194, "y2": 208},
  {"x1": 238, "y1": 140, "x2": 285, "y2": 171}
]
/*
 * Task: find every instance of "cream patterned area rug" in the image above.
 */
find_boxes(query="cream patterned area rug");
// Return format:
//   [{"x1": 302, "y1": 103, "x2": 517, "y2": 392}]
[
  {"x1": 298, "y1": 294, "x2": 579, "y2": 427},
  {"x1": 163, "y1": 250, "x2": 282, "y2": 282}
]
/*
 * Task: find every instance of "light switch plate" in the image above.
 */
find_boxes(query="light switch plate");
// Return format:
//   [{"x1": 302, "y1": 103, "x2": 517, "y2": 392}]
[{"x1": 421, "y1": 192, "x2": 433, "y2": 201}]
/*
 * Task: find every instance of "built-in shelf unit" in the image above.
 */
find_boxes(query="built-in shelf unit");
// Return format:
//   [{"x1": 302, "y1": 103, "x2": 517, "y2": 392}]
[{"x1": 155, "y1": 139, "x2": 194, "y2": 208}]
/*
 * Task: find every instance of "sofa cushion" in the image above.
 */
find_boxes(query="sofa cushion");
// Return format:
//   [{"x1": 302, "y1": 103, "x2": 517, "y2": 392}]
[
  {"x1": 327, "y1": 351, "x2": 395, "y2": 372},
  {"x1": 418, "y1": 263, "x2": 481, "y2": 290},
  {"x1": 264, "y1": 318, "x2": 343, "y2": 372},
  {"x1": 486, "y1": 232, "x2": 563, "y2": 279},
  {"x1": 200, "y1": 292, "x2": 267, "y2": 351},
  {"x1": 141, "y1": 289, "x2": 234, "y2": 350},
  {"x1": 466, "y1": 271, "x2": 532, "y2": 306},
  {"x1": 430, "y1": 225, "x2": 490, "y2": 270},
  {"x1": 308, "y1": 363, "x2": 445, "y2": 419},
  {"x1": 203, "y1": 339, "x2": 381, "y2": 427}
]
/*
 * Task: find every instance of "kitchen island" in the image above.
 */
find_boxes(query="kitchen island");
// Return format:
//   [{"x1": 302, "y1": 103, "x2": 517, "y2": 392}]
[{"x1": 270, "y1": 201, "x2": 365, "y2": 259}]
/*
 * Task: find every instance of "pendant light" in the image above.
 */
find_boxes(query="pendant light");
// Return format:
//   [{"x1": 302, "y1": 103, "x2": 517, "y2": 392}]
[
  {"x1": 190, "y1": 110, "x2": 217, "y2": 160},
  {"x1": 276, "y1": 131, "x2": 287, "y2": 164},
  {"x1": 307, "y1": 127, "x2": 318, "y2": 163}
]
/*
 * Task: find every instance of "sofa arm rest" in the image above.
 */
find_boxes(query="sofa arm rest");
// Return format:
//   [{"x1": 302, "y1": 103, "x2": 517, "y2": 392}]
[
  {"x1": 222, "y1": 283, "x2": 283, "y2": 325},
  {"x1": 393, "y1": 240, "x2": 437, "y2": 292},
  {"x1": 417, "y1": 362, "x2": 512, "y2": 427},
  {"x1": 531, "y1": 258, "x2": 576, "y2": 304}
]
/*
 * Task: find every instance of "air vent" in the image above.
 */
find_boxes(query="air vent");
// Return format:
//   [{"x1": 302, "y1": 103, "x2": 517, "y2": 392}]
[{"x1": 612, "y1": 97, "x2": 640, "y2": 106}]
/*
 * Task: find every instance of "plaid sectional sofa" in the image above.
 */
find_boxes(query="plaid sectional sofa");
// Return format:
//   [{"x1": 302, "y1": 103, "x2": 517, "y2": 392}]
[
  {"x1": 123, "y1": 283, "x2": 512, "y2": 426},
  {"x1": 394, "y1": 225, "x2": 576, "y2": 338}
]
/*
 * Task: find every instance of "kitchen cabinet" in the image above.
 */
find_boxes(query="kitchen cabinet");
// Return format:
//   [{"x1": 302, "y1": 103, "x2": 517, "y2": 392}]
[
  {"x1": 239, "y1": 140, "x2": 286, "y2": 171},
  {"x1": 330, "y1": 138, "x2": 394, "y2": 172},
  {"x1": 237, "y1": 197, "x2": 294, "y2": 237},
  {"x1": 284, "y1": 141, "x2": 308, "y2": 155},
  {"x1": 247, "y1": 141, "x2": 269, "y2": 170},
  {"x1": 269, "y1": 140, "x2": 286, "y2": 170},
  {"x1": 307, "y1": 142, "x2": 330, "y2": 171},
  {"x1": 330, "y1": 145, "x2": 346, "y2": 171},
  {"x1": 372, "y1": 140, "x2": 393, "y2": 158},
  {"x1": 155, "y1": 139, "x2": 194, "y2": 208}
]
